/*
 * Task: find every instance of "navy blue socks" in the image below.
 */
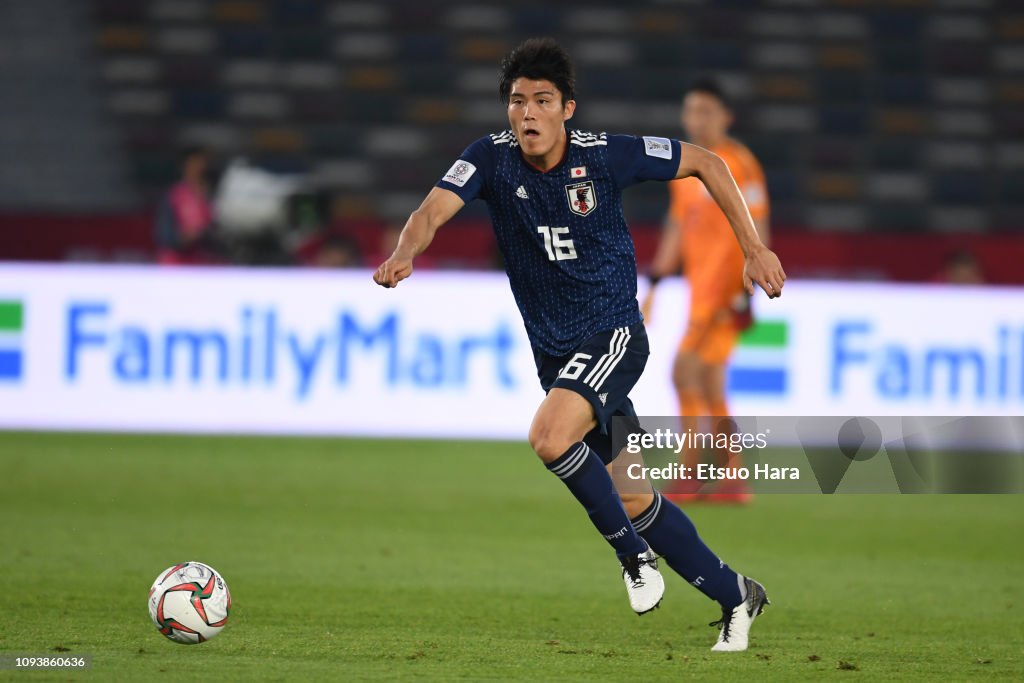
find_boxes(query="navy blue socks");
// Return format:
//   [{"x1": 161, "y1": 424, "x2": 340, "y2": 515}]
[
  {"x1": 632, "y1": 492, "x2": 743, "y2": 607},
  {"x1": 545, "y1": 442, "x2": 648, "y2": 560}
]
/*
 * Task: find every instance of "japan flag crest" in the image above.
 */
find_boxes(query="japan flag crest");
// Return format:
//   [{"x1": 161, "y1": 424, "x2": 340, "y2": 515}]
[{"x1": 565, "y1": 180, "x2": 597, "y2": 217}]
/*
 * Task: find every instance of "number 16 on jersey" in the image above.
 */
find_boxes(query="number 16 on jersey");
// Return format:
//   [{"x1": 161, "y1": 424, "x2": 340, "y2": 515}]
[{"x1": 537, "y1": 226, "x2": 577, "y2": 261}]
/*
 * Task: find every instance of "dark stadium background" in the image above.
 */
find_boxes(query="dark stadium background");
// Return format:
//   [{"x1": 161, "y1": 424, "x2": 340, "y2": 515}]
[{"x1": 0, "y1": 0, "x2": 1021, "y2": 281}]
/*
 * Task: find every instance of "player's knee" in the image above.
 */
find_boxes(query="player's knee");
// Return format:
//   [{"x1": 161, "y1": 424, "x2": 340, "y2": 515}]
[
  {"x1": 674, "y1": 373, "x2": 700, "y2": 398},
  {"x1": 671, "y1": 358, "x2": 686, "y2": 389},
  {"x1": 620, "y1": 491, "x2": 655, "y2": 520},
  {"x1": 673, "y1": 354, "x2": 701, "y2": 392},
  {"x1": 671, "y1": 367, "x2": 685, "y2": 391},
  {"x1": 528, "y1": 421, "x2": 574, "y2": 464}
]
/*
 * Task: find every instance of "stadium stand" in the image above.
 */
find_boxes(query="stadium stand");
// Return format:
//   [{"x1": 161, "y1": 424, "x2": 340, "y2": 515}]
[
  {"x1": 0, "y1": 0, "x2": 134, "y2": 211},
  {"x1": 0, "y1": 0, "x2": 1021, "y2": 280}
]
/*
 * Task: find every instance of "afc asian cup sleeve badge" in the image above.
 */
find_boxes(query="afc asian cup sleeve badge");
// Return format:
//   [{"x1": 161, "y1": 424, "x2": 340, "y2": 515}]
[
  {"x1": 442, "y1": 160, "x2": 477, "y2": 188},
  {"x1": 565, "y1": 180, "x2": 597, "y2": 217}
]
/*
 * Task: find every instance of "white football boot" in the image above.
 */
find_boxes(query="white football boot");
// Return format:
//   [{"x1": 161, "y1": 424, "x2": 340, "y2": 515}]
[
  {"x1": 620, "y1": 546, "x2": 665, "y2": 615},
  {"x1": 710, "y1": 576, "x2": 770, "y2": 651}
]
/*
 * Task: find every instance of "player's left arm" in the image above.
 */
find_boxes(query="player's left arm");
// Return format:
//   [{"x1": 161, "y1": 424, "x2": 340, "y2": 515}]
[
  {"x1": 742, "y1": 151, "x2": 771, "y2": 249},
  {"x1": 755, "y1": 216, "x2": 771, "y2": 250},
  {"x1": 675, "y1": 143, "x2": 785, "y2": 298}
]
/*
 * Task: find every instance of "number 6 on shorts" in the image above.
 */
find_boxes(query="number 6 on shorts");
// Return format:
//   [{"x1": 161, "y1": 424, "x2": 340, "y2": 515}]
[{"x1": 558, "y1": 353, "x2": 593, "y2": 380}]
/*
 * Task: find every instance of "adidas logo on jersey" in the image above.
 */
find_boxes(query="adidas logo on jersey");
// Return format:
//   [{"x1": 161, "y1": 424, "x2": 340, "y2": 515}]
[
  {"x1": 598, "y1": 393, "x2": 608, "y2": 406},
  {"x1": 516, "y1": 185, "x2": 529, "y2": 199}
]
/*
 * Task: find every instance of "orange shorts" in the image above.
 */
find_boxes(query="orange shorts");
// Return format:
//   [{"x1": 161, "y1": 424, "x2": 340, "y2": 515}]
[{"x1": 679, "y1": 308, "x2": 738, "y2": 365}]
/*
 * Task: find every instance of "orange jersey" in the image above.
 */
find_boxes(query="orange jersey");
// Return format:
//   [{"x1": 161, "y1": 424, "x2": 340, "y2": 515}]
[{"x1": 668, "y1": 139, "x2": 768, "y2": 312}]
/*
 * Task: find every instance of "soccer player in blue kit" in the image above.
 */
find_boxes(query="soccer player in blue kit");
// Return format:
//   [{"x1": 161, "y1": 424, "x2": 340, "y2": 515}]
[{"x1": 374, "y1": 38, "x2": 786, "y2": 652}]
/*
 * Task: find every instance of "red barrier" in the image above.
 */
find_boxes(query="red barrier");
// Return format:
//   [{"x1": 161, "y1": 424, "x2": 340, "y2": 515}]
[{"x1": 0, "y1": 213, "x2": 1021, "y2": 284}]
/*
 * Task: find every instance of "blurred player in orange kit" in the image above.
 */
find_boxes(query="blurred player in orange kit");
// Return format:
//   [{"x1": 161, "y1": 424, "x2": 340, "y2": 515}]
[{"x1": 642, "y1": 78, "x2": 770, "y2": 504}]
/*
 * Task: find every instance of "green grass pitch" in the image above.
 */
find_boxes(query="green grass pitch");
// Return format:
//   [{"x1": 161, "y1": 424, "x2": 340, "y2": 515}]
[{"x1": 1, "y1": 432, "x2": 1022, "y2": 681}]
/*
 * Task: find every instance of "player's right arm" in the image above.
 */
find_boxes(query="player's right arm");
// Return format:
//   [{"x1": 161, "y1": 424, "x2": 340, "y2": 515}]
[
  {"x1": 373, "y1": 187, "x2": 465, "y2": 288},
  {"x1": 375, "y1": 136, "x2": 492, "y2": 289},
  {"x1": 640, "y1": 214, "x2": 682, "y2": 322}
]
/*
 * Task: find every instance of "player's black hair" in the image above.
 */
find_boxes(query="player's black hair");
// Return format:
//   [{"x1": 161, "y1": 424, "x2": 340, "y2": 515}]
[
  {"x1": 686, "y1": 77, "x2": 731, "y2": 109},
  {"x1": 498, "y1": 37, "x2": 576, "y2": 105}
]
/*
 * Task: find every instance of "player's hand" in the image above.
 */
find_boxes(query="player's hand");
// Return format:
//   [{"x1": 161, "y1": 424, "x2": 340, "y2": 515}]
[
  {"x1": 743, "y1": 246, "x2": 786, "y2": 299},
  {"x1": 373, "y1": 255, "x2": 413, "y2": 288}
]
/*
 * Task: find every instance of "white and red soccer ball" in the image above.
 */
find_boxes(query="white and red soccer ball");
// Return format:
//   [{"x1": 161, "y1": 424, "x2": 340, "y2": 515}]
[{"x1": 148, "y1": 561, "x2": 231, "y2": 644}]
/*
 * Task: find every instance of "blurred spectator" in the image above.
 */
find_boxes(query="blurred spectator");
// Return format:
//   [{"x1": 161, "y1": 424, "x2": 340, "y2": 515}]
[
  {"x1": 935, "y1": 249, "x2": 986, "y2": 285},
  {"x1": 311, "y1": 234, "x2": 362, "y2": 268},
  {"x1": 293, "y1": 229, "x2": 363, "y2": 268},
  {"x1": 154, "y1": 146, "x2": 219, "y2": 264}
]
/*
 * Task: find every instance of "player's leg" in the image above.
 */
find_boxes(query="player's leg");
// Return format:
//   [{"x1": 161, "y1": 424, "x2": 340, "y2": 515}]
[
  {"x1": 702, "y1": 359, "x2": 729, "y2": 419},
  {"x1": 697, "y1": 312, "x2": 738, "y2": 421},
  {"x1": 674, "y1": 310, "x2": 715, "y2": 464},
  {"x1": 529, "y1": 387, "x2": 663, "y2": 614},
  {"x1": 610, "y1": 446, "x2": 743, "y2": 604},
  {"x1": 607, "y1": 439, "x2": 770, "y2": 651},
  {"x1": 674, "y1": 340, "x2": 708, "y2": 447},
  {"x1": 665, "y1": 336, "x2": 707, "y2": 499},
  {"x1": 674, "y1": 345, "x2": 707, "y2": 431},
  {"x1": 698, "y1": 319, "x2": 752, "y2": 503},
  {"x1": 531, "y1": 325, "x2": 664, "y2": 614}
]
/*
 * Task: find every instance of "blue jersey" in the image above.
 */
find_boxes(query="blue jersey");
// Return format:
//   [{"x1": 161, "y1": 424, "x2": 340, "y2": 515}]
[{"x1": 437, "y1": 129, "x2": 682, "y2": 357}]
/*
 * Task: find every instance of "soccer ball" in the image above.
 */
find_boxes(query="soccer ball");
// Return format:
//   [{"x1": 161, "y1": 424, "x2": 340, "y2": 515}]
[{"x1": 148, "y1": 561, "x2": 231, "y2": 644}]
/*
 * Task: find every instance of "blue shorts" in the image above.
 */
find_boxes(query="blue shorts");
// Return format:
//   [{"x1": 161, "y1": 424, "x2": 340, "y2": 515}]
[{"x1": 534, "y1": 323, "x2": 649, "y2": 435}]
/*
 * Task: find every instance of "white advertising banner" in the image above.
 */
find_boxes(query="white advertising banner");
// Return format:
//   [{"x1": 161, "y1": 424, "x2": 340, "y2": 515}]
[{"x1": 0, "y1": 264, "x2": 1021, "y2": 438}]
